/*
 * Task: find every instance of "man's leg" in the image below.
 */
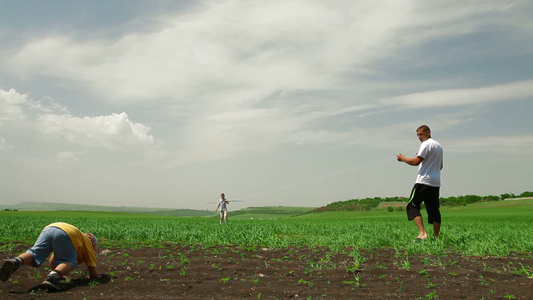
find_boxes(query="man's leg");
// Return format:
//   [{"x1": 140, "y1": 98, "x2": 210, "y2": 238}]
[
  {"x1": 43, "y1": 262, "x2": 73, "y2": 291},
  {"x1": 42, "y1": 228, "x2": 78, "y2": 291},
  {"x1": 406, "y1": 184, "x2": 428, "y2": 240},
  {"x1": 424, "y1": 186, "x2": 441, "y2": 239},
  {"x1": 49, "y1": 255, "x2": 74, "y2": 276},
  {"x1": 413, "y1": 216, "x2": 428, "y2": 239},
  {"x1": 18, "y1": 253, "x2": 37, "y2": 266},
  {"x1": 432, "y1": 222, "x2": 441, "y2": 238},
  {"x1": 0, "y1": 251, "x2": 38, "y2": 281}
]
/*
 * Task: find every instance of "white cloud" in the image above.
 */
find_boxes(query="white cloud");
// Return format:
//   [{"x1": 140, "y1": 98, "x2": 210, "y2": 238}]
[
  {"x1": 0, "y1": 88, "x2": 158, "y2": 154},
  {"x1": 38, "y1": 112, "x2": 156, "y2": 150},
  {"x1": 1, "y1": 88, "x2": 69, "y2": 120},
  {"x1": 56, "y1": 151, "x2": 85, "y2": 163},
  {"x1": 446, "y1": 135, "x2": 533, "y2": 155},
  {"x1": 380, "y1": 80, "x2": 533, "y2": 108},
  {"x1": 171, "y1": 107, "x2": 306, "y2": 164},
  {"x1": 286, "y1": 130, "x2": 353, "y2": 145},
  {"x1": 0, "y1": 88, "x2": 28, "y2": 120},
  {"x1": 330, "y1": 79, "x2": 533, "y2": 119},
  {"x1": 7, "y1": 1, "x2": 416, "y2": 104},
  {"x1": 6, "y1": 1, "x2": 529, "y2": 165},
  {"x1": 28, "y1": 97, "x2": 69, "y2": 114}
]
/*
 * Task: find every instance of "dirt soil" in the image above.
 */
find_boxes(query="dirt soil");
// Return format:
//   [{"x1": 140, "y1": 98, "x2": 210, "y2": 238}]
[{"x1": 1, "y1": 241, "x2": 532, "y2": 299}]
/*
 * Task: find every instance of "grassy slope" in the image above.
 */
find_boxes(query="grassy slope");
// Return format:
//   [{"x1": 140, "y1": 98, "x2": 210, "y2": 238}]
[
  {"x1": 0, "y1": 202, "x2": 173, "y2": 212},
  {"x1": 0, "y1": 210, "x2": 175, "y2": 219},
  {"x1": 0, "y1": 202, "x2": 218, "y2": 217},
  {"x1": 0, "y1": 207, "x2": 314, "y2": 220},
  {"x1": 2, "y1": 199, "x2": 530, "y2": 220},
  {"x1": 0, "y1": 203, "x2": 314, "y2": 219},
  {"x1": 443, "y1": 199, "x2": 533, "y2": 217},
  {"x1": 296, "y1": 199, "x2": 533, "y2": 219}
]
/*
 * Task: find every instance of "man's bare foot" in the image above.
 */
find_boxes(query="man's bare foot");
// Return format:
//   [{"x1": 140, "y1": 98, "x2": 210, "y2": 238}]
[{"x1": 415, "y1": 232, "x2": 428, "y2": 240}]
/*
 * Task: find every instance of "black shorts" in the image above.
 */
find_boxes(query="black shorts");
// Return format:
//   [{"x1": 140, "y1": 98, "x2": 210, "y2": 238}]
[{"x1": 406, "y1": 184, "x2": 441, "y2": 224}]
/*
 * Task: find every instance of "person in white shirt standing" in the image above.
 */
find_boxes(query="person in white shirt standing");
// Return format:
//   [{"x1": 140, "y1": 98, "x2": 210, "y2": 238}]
[
  {"x1": 215, "y1": 193, "x2": 229, "y2": 223},
  {"x1": 397, "y1": 125, "x2": 444, "y2": 240}
]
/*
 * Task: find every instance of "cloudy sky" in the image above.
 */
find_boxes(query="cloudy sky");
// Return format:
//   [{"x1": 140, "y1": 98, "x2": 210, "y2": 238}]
[{"x1": 1, "y1": 1, "x2": 532, "y2": 210}]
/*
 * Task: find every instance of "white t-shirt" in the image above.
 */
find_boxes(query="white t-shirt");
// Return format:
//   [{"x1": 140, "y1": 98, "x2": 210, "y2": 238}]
[
  {"x1": 415, "y1": 138, "x2": 443, "y2": 187},
  {"x1": 219, "y1": 198, "x2": 227, "y2": 210}
]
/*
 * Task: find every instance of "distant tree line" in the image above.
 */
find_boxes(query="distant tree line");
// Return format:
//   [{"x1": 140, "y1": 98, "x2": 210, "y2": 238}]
[{"x1": 310, "y1": 191, "x2": 533, "y2": 213}]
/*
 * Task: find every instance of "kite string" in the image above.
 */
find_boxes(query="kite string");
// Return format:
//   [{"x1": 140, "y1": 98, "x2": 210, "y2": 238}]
[{"x1": 245, "y1": 156, "x2": 395, "y2": 199}]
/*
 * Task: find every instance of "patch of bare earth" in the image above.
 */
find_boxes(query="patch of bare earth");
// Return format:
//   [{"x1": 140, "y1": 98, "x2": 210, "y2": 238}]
[{"x1": 1, "y1": 242, "x2": 532, "y2": 299}]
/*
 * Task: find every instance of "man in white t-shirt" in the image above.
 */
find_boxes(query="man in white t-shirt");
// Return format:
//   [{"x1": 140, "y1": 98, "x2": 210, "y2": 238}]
[
  {"x1": 397, "y1": 125, "x2": 443, "y2": 240},
  {"x1": 215, "y1": 193, "x2": 229, "y2": 223}
]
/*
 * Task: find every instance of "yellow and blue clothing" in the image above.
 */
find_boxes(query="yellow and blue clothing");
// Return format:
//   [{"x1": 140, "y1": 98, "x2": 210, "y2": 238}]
[{"x1": 26, "y1": 222, "x2": 96, "y2": 268}]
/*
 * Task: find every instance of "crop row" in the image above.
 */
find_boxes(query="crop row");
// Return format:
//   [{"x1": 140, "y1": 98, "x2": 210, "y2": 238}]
[{"x1": 1, "y1": 212, "x2": 532, "y2": 257}]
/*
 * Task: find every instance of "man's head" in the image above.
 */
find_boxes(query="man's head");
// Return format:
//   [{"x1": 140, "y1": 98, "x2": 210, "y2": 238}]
[
  {"x1": 85, "y1": 233, "x2": 98, "y2": 251},
  {"x1": 416, "y1": 125, "x2": 431, "y2": 142},
  {"x1": 221, "y1": 193, "x2": 225, "y2": 199}
]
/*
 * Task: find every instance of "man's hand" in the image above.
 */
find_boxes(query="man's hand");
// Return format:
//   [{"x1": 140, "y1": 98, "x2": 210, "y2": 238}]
[
  {"x1": 396, "y1": 154, "x2": 405, "y2": 162},
  {"x1": 398, "y1": 154, "x2": 424, "y2": 166},
  {"x1": 88, "y1": 266, "x2": 99, "y2": 280}
]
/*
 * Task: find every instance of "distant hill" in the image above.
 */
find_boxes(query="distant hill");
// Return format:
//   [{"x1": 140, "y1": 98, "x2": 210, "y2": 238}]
[
  {"x1": 0, "y1": 202, "x2": 315, "y2": 218},
  {"x1": 0, "y1": 202, "x2": 217, "y2": 218}
]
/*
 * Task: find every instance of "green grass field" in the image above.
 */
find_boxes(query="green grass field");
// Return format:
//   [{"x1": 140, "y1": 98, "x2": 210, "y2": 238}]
[
  {"x1": 1, "y1": 199, "x2": 531, "y2": 257},
  {"x1": 230, "y1": 206, "x2": 313, "y2": 219}
]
